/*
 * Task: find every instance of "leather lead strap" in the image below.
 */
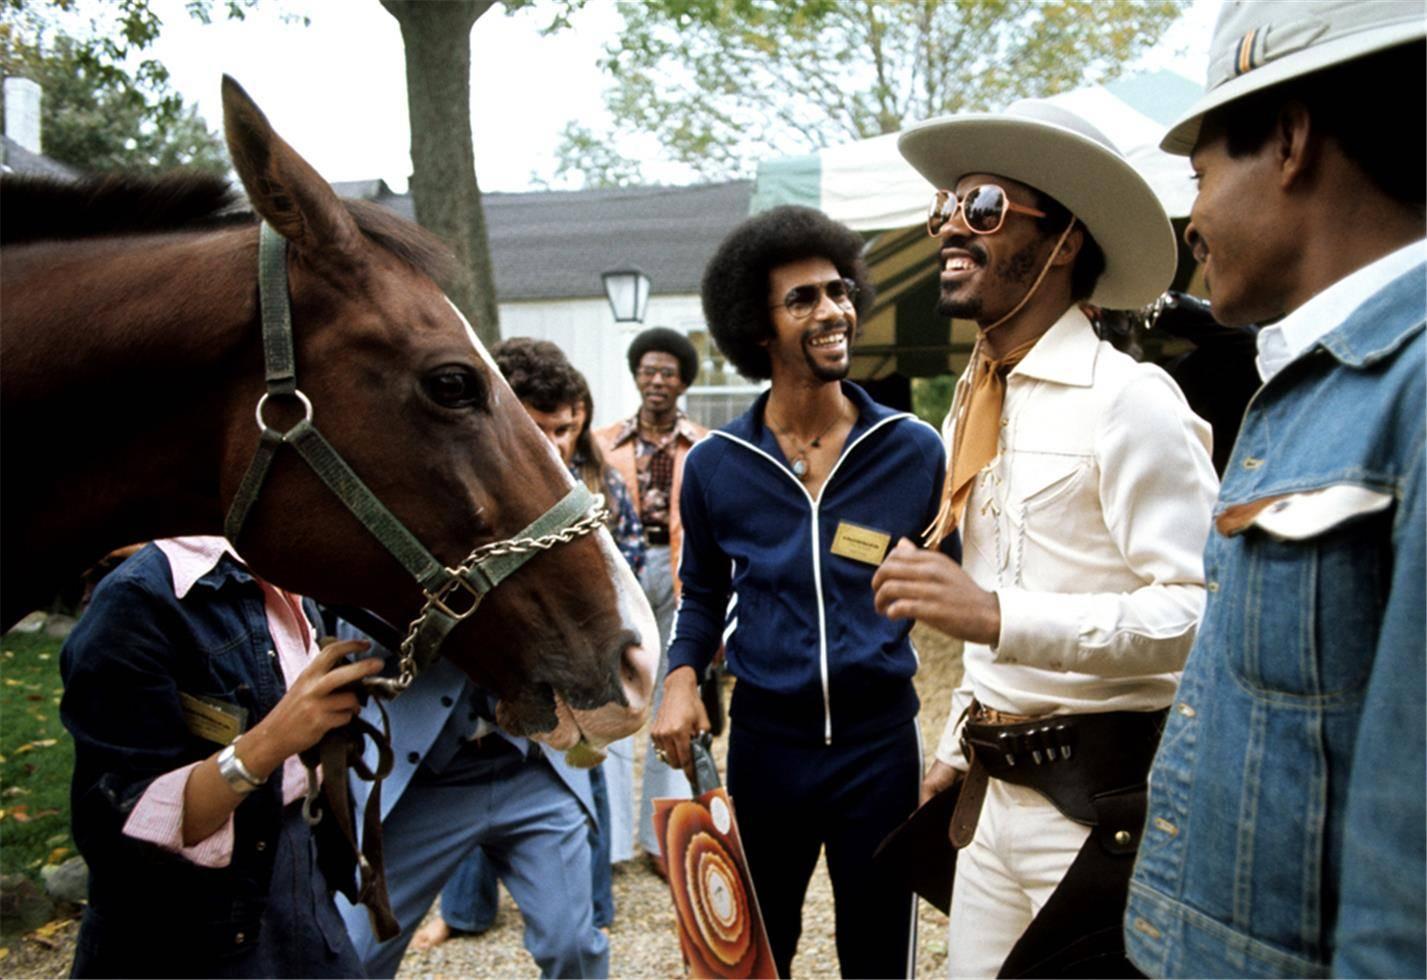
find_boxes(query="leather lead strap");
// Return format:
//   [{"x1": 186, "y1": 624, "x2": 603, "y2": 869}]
[{"x1": 314, "y1": 708, "x2": 399, "y2": 941}]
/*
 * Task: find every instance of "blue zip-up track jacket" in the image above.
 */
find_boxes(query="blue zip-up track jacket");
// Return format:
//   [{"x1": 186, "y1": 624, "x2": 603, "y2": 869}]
[{"x1": 668, "y1": 382, "x2": 946, "y2": 745}]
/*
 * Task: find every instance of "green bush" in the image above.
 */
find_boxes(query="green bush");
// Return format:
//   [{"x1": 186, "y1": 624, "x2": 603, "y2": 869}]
[{"x1": 911, "y1": 374, "x2": 957, "y2": 428}]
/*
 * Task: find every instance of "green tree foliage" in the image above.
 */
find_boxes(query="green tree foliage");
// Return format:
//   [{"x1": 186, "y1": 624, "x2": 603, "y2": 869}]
[
  {"x1": 544, "y1": 120, "x2": 646, "y2": 189},
  {"x1": 564, "y1": 0, "x2": 1186, "y2": 183},
  {"x1": 0, "y1": 1, "x2": 264, "y2": 173}
]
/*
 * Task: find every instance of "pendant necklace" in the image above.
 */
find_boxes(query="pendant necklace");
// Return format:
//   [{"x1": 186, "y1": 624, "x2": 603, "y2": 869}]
[{"x1": 767, "y1": 403, "x2": 845, "y2": 480}]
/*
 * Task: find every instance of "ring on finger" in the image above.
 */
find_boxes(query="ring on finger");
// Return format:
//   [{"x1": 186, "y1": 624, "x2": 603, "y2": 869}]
[{"x1": 654, "y1": 747, "x2": 670, "y2": 764}]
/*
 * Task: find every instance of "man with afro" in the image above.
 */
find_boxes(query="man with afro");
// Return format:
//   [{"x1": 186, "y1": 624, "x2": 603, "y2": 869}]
[
  {"x1": 652, "y1": 205, "x2": 945, "y2": 977},
  {"x1": 595, "y1": 326, "x2": 709, "y2": 876}
]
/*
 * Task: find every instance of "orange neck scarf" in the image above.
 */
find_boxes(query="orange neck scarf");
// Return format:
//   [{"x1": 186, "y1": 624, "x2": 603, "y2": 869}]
[{"x1": 925, "y1": 335, "x2": 1038, "y2": 548}]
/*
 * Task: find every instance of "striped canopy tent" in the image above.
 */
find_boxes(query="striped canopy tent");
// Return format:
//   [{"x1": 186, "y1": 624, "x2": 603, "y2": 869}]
[
  {"x1": 751, "y1": 69, "x2": 1204, "y2": 228},
  {"x1": 747, "y1": 69, "x2": 1205, "y2": 382}
]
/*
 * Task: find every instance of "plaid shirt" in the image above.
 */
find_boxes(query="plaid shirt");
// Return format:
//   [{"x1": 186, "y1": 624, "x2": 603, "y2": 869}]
[{"x1": 607, "y1": 412, "x2": 702, "y2": 530}]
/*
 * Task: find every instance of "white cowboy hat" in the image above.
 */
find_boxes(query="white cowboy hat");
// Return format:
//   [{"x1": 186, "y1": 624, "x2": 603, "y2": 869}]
[
  {"x1": 897, "y1": 99, "x2": 1177, "y2": 310},
  {"x1": 1161, "y1": 0, "x2": 1427, "y2": 155}
]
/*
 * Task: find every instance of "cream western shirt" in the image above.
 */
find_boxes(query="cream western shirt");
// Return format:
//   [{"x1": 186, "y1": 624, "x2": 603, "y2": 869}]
[{"x1": 935, "y1": 306, "x2": 1219, "y2": 769}]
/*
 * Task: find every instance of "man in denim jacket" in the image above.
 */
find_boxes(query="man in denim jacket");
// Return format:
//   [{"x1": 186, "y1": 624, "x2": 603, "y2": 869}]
[{"x1": 1124, "y1": 3, "x2": 1426, "y2": 977}]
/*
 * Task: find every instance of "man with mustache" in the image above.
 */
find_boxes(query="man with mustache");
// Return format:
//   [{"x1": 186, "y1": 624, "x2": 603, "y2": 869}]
[
  {"x1": 596, "y1": 327, "x2": 708, "y2": 878},
  {"x1": 653, "y1": 205, "x2": 945, "y2": 978},
  {"x1": 872, "y1": 101, "x2": 1218, "y2": 976},
  {"x1": 1124, "y1": 3, "x2": 1425, "y2": 976}
]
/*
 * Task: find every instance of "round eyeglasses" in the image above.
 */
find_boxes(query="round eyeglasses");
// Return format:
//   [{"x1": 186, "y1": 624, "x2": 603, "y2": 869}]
[{"x1": 771, "y1": 277, "x2": 859, "y2": 320}]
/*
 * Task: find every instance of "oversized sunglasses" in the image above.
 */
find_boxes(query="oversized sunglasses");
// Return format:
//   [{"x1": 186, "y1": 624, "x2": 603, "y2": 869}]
[
  {"x1": 771, "y1": 277, "x2": 860, "y2": 320},
  {"x1": 926, "y1": 184, "x2": 1047, "y2": 237}
]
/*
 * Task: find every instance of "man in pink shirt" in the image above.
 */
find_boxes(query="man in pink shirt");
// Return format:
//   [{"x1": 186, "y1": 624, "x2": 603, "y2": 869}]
[{"x1": 60, "y1": 536, "x2": 382, "y2": 977}]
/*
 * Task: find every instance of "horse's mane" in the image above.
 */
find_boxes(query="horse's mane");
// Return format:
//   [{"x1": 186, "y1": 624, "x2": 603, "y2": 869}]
[{"x1": 0, "y1": 173, "x2": 452, "y2": 281}]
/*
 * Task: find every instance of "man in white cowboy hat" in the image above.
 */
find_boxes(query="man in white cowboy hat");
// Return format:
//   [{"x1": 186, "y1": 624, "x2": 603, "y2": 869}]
[
  {"x1": 1124, "y1": 3, "x2": 1426, "y2": 977},
  {"x1": 872, "y1": 100, "x2": 1219, "y2": 976}
]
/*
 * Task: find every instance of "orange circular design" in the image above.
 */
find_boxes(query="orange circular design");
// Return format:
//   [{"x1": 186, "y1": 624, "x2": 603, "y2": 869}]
[
  {"x1": 687, "y1": 833, "x2": 751, "y2": 963},
  {"x1": 663, "y1": 801, "x2": 767, "y2": 978}
]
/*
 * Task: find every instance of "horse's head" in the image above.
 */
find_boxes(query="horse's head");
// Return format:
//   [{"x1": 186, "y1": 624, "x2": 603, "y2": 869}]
[{"x1": 218, "y1": 77, "x2": 657, "y2": 752}]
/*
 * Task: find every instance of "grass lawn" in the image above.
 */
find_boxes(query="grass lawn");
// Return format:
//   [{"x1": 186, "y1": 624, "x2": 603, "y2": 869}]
[{"x1": 0, "y1": 631, "x2": 75, "y2": 880}]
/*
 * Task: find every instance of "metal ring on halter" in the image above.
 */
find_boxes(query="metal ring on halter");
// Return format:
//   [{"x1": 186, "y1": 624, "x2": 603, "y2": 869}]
[{"x1": 254, "y1": 388, "x2": 314, "y2": 434}]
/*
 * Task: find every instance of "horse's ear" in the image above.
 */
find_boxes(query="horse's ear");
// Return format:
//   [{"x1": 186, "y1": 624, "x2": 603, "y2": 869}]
[{"x1": 221, "y1": 75, "x2": 362, "y2": 262}]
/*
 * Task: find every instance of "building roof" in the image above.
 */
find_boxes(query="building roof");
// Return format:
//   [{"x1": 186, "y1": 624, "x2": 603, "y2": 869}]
[
  {"x1": 365, "y1": 180, "x2": 752, "y2": 302},
  {"x1": 1, "y1": 136, "x2": 81, "y2": 180}
]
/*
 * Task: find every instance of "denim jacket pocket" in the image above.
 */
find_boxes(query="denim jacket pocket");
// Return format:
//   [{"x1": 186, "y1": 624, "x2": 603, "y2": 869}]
[{"x1": 1218, "y1": 483, "x2": 1395, "y2": 697}]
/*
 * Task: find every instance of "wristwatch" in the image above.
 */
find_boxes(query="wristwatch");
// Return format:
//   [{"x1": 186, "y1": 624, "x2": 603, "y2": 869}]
[{"x1": 217, "y1": 740, "x2": 266, "y2": 796}]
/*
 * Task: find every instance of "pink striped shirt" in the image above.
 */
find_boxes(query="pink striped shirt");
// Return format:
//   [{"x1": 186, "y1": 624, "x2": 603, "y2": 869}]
[{"x1": 120, "y1": 537, "x2": 318, "y2": 868}]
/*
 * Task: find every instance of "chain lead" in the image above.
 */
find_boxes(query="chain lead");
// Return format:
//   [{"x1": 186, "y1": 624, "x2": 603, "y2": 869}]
[{"x1": 384, "y1": 500, "x2": 612, "y2": 696}]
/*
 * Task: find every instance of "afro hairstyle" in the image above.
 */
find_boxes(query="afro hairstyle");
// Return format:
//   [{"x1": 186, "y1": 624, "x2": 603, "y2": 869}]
[
  {"x1": 699, "y1": 205, "x2": 871, "y2": 380},
  {"x1": 625, "y1": 327, "x2": 699, "y2": 386},
  {"x1": 490, "y1": 336, "x2": 584, "y2": 413}
]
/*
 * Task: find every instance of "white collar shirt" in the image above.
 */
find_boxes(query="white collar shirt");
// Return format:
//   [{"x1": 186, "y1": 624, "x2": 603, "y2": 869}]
[
  {"x1": 1256, "y1": 238, "x2": 1427, "y2": 381},
  {"x1": 935, "y1": 307, "x2": 1219, "y2": 767}
]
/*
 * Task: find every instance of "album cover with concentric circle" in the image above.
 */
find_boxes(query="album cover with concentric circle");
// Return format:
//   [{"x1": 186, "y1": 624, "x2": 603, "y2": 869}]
[{"x1": 653, "y1": 789, "x2": 778, "y2": 979}]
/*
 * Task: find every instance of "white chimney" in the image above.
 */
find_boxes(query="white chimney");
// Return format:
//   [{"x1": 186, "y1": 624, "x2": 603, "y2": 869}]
[{"x1": 5, "y1": 77, "x2": 43, "y2": 154}]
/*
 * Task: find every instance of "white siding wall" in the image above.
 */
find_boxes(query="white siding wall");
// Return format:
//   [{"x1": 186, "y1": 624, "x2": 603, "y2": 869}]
[{"x1": 497, "y1": 294, "x2": 710, "y2": 430}]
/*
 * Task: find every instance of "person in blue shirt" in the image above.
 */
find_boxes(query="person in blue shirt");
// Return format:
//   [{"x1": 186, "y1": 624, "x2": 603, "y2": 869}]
[
  {"x1": 1124, "y1": 4, "x2": 1426, "y2": 978},
  {"x1": 652, "y1": 205, "x2": 946, "y2": 978}
]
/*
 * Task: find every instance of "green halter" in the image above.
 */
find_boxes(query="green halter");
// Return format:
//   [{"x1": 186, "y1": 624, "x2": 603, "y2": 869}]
[{"x1": 225, "y1": 222, "x2": 608, "y2": 692}]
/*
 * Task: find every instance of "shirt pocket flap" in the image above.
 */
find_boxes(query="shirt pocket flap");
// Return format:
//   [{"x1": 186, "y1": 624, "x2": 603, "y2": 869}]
[
  {"x1": 1216, "y1": 484, "x2": 1394, "y2": 540},
  {"x1": 1014, "y1": 454, "x2": 1086, "y2": 510}
]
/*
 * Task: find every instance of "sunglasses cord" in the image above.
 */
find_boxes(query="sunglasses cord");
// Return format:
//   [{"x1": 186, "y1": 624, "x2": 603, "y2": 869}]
[{"x1": 981, "y1": 218, "x2": 1078, "y2": 335}]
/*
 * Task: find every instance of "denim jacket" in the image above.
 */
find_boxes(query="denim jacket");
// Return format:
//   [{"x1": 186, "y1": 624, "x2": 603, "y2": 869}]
[
  {"x1": 61, "y1": 544, "x2": 346, "y2": 973},
  {"x1": 1126, "y1": 263, "x2": 1426, "y2": 978}
]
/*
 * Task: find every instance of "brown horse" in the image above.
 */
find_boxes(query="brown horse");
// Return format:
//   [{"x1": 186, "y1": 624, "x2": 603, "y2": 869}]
[{"x1": 0, "y1": 77, "x2": 656, "y2": 752}]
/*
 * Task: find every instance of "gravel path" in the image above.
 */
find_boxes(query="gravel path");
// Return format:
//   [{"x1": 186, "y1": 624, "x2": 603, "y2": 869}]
[{"x1": 5, "y1": 626, "x2": 962, "y2": 979}]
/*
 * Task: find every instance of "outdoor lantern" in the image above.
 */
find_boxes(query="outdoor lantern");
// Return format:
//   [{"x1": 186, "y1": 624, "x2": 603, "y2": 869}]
[{"x1": 601, "y1": 266, "x2": 651, "y2": 323}]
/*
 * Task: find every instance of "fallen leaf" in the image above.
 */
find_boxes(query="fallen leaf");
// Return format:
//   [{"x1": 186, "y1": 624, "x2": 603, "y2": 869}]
[
  {"x1": 14, "y1": 739, "x2": 57, "y2": 753},
  {"x1": 0, "y1": 754, "x2": 7, "y2": 763},
  {"x1": 3, "y1": 678, "x2": 22, "y2": 686},
  {"x1": 0, "y1": 809, "x2": 7, "y2": 820},
  {"x1": 0, "y1": 946, "x2": 9, "y2": 961},
  {"x1": 36, "y1": 653, "x2": 49, "y2": 661},
  {"x1": 32, "y1": 919, "x2": 67, "y2": 940},
  {"x1": 48, "y1": 847, "x2": 69, "y2": 863},
  {"x1": 2, "y1": 786, "x2": 29, "y2": 798},
  {"x1": 25, "y1": 694, "x2": 42, "y2": 702},
  {"x1": 12, "y1": 810, "x2": 31, "y2": 823},
  {"x1": 33, "y1": 809, "x2": 59, "y2": 819}
]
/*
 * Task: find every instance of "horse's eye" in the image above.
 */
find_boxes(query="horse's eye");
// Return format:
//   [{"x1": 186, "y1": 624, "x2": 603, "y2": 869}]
[{"x1": 423, "y1": 367, "x2": 485, "y2": 410}]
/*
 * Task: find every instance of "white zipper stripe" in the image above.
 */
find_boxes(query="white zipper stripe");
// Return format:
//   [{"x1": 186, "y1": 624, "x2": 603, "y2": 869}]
[{"x1": 711, "y1": 411, "x2": 916, "y2": 745}]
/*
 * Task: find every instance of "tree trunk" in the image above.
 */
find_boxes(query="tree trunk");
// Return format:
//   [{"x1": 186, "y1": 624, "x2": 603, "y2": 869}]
[{"x1": 381, "y1": 0, "x2": 501, "y2": 346}]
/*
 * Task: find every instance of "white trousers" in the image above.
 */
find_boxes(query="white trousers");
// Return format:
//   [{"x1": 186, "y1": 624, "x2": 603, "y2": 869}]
[{"x1": 946, "y1": 778, "x2": 1090, "y2": 978}]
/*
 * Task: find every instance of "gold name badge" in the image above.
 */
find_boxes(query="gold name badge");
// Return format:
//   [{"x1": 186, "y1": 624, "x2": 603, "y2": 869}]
[
  {"x1": 829, "y1": 521, "x2": 892, "y2": 566},
  {"x1": 178, "y1": 692, "x2": 248, "y2": 746}
]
